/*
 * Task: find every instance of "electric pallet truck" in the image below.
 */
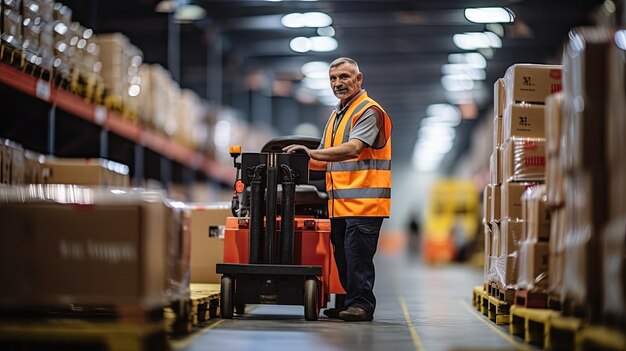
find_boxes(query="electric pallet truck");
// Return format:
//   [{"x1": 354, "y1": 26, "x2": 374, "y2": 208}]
[{"x1": 216, "y1": 136, "x2": 344, "y2": 321}]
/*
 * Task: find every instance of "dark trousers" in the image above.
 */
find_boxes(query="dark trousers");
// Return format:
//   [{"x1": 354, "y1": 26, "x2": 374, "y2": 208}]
[{"x1": 330, "y1": 217, "x2": 384, "y2": 315}]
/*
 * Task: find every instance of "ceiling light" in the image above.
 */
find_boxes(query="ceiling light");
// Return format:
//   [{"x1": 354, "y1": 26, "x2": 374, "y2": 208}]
[
  {"x1": 419, "y1": 125, "x2": 456, "y2": 142},
  {"x1": 453, "y1": 32, "x2": 501, "y2": 50},
  {"x1": 425, "y1": 104, "x2": 461, "y2": 126},
  {"x1": 441, "y1": 74, "x2": 474, "y2": 92},
  {"x1": 317, "y1": 26, "x2": 335, "y2": 37},
  {"x1": 464, "y1": 7, "x2": 515, "y2": 24},
  {"x1": 155, "y1": 0, "x2": 176, "y2": 13},
  {"x1": 615, "y1": 30, "x2": 626, "y2": 50},
  {"x1": 303, "y1": 77, "x2": 329, "y2": 90},
  {"x1": 441, "y1": 64, "x2": 486, "y2": 80},
  {"x1": 281, "y1": 12, "x2": 332, "y2": 28},
  {"x1": 310, "y1": 36, "x2": 338, "y2": 52},
  {"x1": 290, "y1": 37, "x2": 311, "y2": 52},
  {"x1": 301, "y1": 61, "x2": 330, "y2": 77},
  {"x1": 174, "y1": 4, "x2": 206, "y2": 21},
  {"x1": 486, "y1": 23, "x2": 504, "y2": 37},
  {"x1": 448, "y1": 53, "x2": 487, "y2": 68}
]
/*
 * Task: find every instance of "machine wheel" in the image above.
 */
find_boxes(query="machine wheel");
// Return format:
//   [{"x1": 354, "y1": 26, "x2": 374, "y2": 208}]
[
  {"x1": 235, "y1": 304, "x2": 246, "y2": 315},
  {"x1": 220, "y1": 275, "x2": 234, "y2": 319},
  {"x1": 304, "y1": 278, "x2": 320, "y2": 321}
]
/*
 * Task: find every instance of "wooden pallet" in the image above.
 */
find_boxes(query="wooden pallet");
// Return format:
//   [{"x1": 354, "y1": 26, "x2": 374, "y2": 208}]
[
  {"x1": 0, "y1": 319, "x2": 168, "y2": 351},
  {"x1": 514, "y1": 288, "x2": 548, "y2": 308},
  {"x1": 576, "y1": 325, "x2": 626, "y2": 351},
  {"x1": 548, "y1": 313, "x2": 583, "y2": 351},
  {"x1": 509, "y1": 305, "x2": 560, "y2": 348},
  {"x1": 487, "y1": 282, "x2": 515, "y2": 304},
  {"x1": 486, "y1": 294, "x2": 511, "y2": 325},
  {"x1": 190, "y1": 283, "x2": 221, "y2": 321}
]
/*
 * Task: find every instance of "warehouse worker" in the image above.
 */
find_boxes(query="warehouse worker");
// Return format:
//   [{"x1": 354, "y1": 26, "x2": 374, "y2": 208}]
[{"x1": 283, "y1": 57, "x2": 392, "y2": 322}]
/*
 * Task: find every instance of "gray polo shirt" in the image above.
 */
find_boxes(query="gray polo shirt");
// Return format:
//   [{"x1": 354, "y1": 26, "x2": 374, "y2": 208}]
[{"x1": 320, "y1": 90, "x2": 386, "y2": 150}]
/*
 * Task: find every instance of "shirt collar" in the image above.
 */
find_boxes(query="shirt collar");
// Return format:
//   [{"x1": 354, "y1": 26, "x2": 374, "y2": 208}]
[{"x1": 333, "y1": 90, "x2": 365, "y2": 115}]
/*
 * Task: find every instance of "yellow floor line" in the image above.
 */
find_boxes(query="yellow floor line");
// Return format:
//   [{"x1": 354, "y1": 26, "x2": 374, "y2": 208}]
[
  {"x1": 459, "y1": 299, "x2": 532, "y2": 351},
  {"x1": 398, "y1": 294, "x2": 426, "y2": 351}
]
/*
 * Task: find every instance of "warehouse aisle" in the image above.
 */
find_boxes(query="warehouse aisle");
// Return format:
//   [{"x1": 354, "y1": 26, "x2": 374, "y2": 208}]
[{"x1": 174, "y1": 252, "x2": 538, "y2": 351}]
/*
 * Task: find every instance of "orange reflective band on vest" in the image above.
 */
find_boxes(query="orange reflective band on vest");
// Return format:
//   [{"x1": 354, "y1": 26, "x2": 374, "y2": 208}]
[{"x1": 323, "y1": 91, "x2": 392, "y2": 218}]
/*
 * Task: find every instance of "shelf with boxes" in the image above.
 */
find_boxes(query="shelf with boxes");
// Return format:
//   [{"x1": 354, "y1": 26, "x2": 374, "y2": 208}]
[{"x1": 0, "y1": 62, "x2": 235, "y2": 185}]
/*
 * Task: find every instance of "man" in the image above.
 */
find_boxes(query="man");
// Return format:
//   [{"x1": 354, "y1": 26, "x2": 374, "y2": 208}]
[{"x1": 283, "y1": 57, "x2": 392, "y2": 322}]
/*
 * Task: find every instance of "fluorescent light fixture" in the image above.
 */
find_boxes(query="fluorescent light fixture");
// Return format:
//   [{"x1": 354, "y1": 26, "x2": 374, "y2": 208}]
[
  {"x1": 281, "y1": 12, "x2": 332, "y2": 28},
  {"x1": 310, "y1": 36, "x2": 338, "y2": 52},
  {"x1": 615, "y1": 30, "x2": 626, "y2": 50},
  {"x1": 214, "y1": 120, "x2": 232, "y2": 148},
  {"x1": 441, "y1": 64, "x2": 486, "y2": 80},
  {"x1": 303, "y1": 77, "x2": 329, "y2": 90},
  {"x1": 425, "y1": 104, "x2": 461, "y2": 126},
  {"x1": 174, "y1": 4, "x2": 206, "y2": 21},
  {"x1": 290, "y1": 37, "x2": 311, "y2": 53},
  {"x1": 155, "y1": 0, "x2": 176, "y2": 13},
  {"x1": 301, "y1": 61, "x2": 330, "y2": 79},
  {"x1": 419, "y1": 125, "x2": 456, "y2": 141},
  {"x1": 441, "y1": 74, "x2": 474, "y2": 92},
  {"x1": 317, "y1": 26, "x2": 335, "y2": 37},
  {"x1": 448, "y1": 52, "x2": 487, "y2": 69},
  {"x1": 486, "y1": 23, "x2": 504, "y2": 37},
  {"x1": 464, "y1": 7, "x2": 515, "y2": 23},
  {"x1": 453, "y1": 32, "x2": 501, "y2": 50}
]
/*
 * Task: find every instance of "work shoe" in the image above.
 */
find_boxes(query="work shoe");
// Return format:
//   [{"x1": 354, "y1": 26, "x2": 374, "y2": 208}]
[
  {"x1": 322, "y1": 308, "x2": 344, "y2": 319},
  {"x1": 338, "y1": 307, "x2": 373, "y2": 321}
]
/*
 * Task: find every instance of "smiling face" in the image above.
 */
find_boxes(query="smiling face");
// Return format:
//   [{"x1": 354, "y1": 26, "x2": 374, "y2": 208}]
[{"x1": 329, "y1": 61, "x2": 362, "y2": 105}]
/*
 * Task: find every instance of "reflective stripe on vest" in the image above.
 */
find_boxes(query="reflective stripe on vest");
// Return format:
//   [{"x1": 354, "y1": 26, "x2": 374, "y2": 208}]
[
  {"x1": 330, "y1": 187, "x2": 392, "y2": 199},
  {"x1": 322, "y1": 91, "x2": 392, "y2": 218}
]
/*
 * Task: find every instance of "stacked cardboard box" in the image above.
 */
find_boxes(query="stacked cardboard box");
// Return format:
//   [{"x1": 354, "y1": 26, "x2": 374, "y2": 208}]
[
  {"x1": 96, "y1": 33, "x2": 143, "y2": 120},
  {"x1": 0, "y1": 186, "x2": 188, "y2": 312},
  {"x1": 184, "y1": 202, "x2": 231, "y2": 284},
  {"x1": 517, "y1": 185, "x2": 550, "y2": 292},
  {"x1": 1, "y1": 0, "x2": 22, "y2": 50},
  {"x1": 488, "y1": 64, "x2": 561, "y2": 297},
  {"x1": 560, "y1": 27, "x2": 612, "y2": 323},
  {"x1": 602, "y1": 28, "x2": 626, "y2": 330},
  {"x1": 50, "y1": 2, "x2": 72, "y2": 79}
]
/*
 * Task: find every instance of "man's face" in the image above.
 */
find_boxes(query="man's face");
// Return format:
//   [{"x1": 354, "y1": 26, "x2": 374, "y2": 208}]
[{"x1": 329, "y1": 63, "x2": 362, "y2": 104}]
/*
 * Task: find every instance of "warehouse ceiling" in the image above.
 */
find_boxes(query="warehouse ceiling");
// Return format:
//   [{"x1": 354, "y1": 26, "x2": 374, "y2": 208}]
[{"x1": 62, "y1": 0, "x2": 608, "y2": 172}]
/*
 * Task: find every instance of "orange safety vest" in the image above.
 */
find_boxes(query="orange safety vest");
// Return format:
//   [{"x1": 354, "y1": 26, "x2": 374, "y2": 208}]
[{"x1": 322, "y1": 91, "x2": 392, "y2": 218}]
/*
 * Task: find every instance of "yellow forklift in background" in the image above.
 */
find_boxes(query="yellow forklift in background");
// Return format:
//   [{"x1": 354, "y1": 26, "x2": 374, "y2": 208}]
[{"x1": 422, "y1": 179, "x2": 480, "y2": 263}]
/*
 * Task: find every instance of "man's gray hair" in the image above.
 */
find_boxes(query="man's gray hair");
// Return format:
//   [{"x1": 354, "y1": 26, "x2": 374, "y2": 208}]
[{"x1": 330, "y1": 57, "x2": 360, "y2": 72}]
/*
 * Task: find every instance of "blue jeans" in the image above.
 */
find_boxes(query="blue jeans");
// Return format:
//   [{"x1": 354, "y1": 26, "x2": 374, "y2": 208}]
[{"x1": 331, "y1": 217, "x2": 384, "y2": 315}]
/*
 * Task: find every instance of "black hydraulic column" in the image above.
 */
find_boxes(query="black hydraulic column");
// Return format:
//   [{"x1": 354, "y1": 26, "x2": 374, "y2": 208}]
[
  {"x1": 265, "y1": 153, "x2": 278, "y2": 264},
  {"x1": 249, "y1": 164, "x2": 265, "y2": 264},
  {"x1": 280, "y1": 164, "x2": 296, "y2": 265}
]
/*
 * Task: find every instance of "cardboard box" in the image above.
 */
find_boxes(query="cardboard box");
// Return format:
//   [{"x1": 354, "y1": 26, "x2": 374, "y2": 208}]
[
  {"x1": 41, "y1": 157, "x2": 129, "y2": 187},
  {"x1": 483, "y1": 185, "x2": 492, "y2": 222},
  {"x1": 490, "y1": 185, "x2": 501, "y2": 222},
  {"x1": 548, "y1": 208, "x2": 566, "y2": 300},
  {"x1": 609, "y1": 166, "x2": 626, "y2": 219},
  {"x1": 504, "y1": 64, "x2": 562, "y2": 104},
  {"x1": 489, "y1": 148, "x2": 502, "y2": 186},
  {"x1": 545, "y1": 93, "x2": 563, "y2": 156},
  {"x1": 502, "y1": 137, "x2": 546, "y2": 182},
  {"x1": 1, "y1": 9, "x2": 22, "y2": 47},
  {"x1": 494, "y1": 78, "x2": 506, "y2": 117},
  {"x1": 500, "y1": 218, "x2": 524, "y2": 256},
  {"x1": 484, "y1": 221, "x2": 493, "y2": 283},
  {"x1": 562, "y1": 225, "x2": 603, "y2": 323},
  {"x1": 503, "y1": 103, "x2": 546, "y2": 141},
  {"x1": 522, "y1": 185, "x2": 551, "y2": 241},
  {"x1": 490, "y1": 220, "x2": 501, "y2": 257},
  {"x1": 186, "y1": 203, "x2": 231, "y2": 284},
  {"x1": 502, "y1": 181, "x2": 535, "y2": 221},
  {"x1": 493, "y1": 116, "x2": 503, "y2": 149},
  {"x1": 602, "y1": 216, "x2": 626, "y2": 326},
  {"x1": 1, "y1": 142, "x2": 10, "y2": 185},
  {"x1": 562, "y1": 27, "x2": 612, "y2": 172},
  {"x1": 0, "y1": 187, "x2": 173, "y2": 310},
  {"x1": 607, "y1": 35, "x2": 626, "y2": 168},
  {"x1": 546, "y1": 153, "x2": 565, "y2": 208},
  {"x1": 564, "y1": 169, "x2": 608, "y2": 231},
  {"x1": 497, "y1": 255, "x2": 518, "y2": 290},
  {"x1": 517, "y1": 240, "x2": 549, "y2": 290}
]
